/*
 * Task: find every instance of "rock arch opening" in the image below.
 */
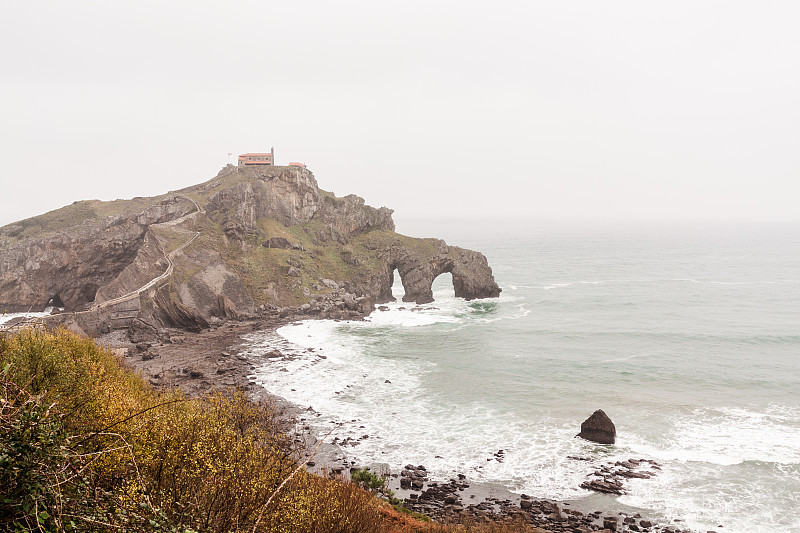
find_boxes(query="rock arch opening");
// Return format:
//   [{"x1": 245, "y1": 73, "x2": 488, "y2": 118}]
[
  {"x1": 431, "y1": 271, "x2": 455, "y2": 300},
  {"x1": 47, "y1": 294, "x2": 65, "y2": 308},
  {"x1": 389, "y1": 268, "x2": 405, "y2": 302}
]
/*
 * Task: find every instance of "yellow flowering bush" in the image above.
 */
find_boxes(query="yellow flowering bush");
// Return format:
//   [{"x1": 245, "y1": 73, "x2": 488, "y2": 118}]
[{"x1": 0, "y1": 327, "x2": 407, "y2": 532}]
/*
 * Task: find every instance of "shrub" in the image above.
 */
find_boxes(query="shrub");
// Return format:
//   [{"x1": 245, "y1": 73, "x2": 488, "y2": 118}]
[
  {"x1": 0, "y1": 327, "x2": 411, "y2": 532},
  {"x1": 350, "y1": 467, "x2": 388, "y2": 493},
  {"x1": 0, "y1": 362, "x2": 69, "y2": 532}
]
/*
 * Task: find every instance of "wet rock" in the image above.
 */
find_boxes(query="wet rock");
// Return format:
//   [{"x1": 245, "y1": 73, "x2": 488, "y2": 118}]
[
  {"x1": 580, "y1": 479, "x2": 623, "y2": 495},
  {"x1": 577, "y1": 409, "x2": 616, "y2": 444},
  {"x1": 581, "y1": 457, "x2": 661, "y2": 498},
  {"x1": 617, "y1": 468, "x2": 651, "y2": 479}
]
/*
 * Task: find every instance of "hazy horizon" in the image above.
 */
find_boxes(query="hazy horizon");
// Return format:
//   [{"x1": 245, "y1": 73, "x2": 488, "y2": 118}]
[{"x1": 2, "y1": 1, "x2": 799, "y2": 228}]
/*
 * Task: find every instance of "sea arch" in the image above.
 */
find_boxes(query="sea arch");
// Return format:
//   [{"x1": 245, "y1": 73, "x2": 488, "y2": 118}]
[{"x1": 375, "y1": 240, "x2": 501, "y2": 304}]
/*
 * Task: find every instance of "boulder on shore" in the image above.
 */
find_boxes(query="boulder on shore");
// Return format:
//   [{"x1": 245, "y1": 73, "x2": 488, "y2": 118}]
[{"x1": 577, "y1": 409, "x2": 616, "y2": 444}]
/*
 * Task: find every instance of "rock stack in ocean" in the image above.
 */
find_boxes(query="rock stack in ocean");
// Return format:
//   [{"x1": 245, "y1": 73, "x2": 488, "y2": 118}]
[{"x1": 577, "y1": 409, "x2": 616, "y2": 444}]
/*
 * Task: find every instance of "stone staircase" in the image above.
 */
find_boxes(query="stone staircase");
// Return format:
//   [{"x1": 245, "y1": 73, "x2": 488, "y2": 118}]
[{"x1": 106, "y1": 299, "x2": 141, "y2": 329}]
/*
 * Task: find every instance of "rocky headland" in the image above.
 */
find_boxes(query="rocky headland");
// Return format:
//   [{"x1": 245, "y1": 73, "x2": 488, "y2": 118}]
[{"x1": 0, "y1": 164, "x2": 500, "y2": 335}]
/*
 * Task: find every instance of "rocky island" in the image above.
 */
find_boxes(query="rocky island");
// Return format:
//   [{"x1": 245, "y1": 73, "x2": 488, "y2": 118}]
[{"x1": 0, "y1": 164, "x2": 500, "y2": 335}]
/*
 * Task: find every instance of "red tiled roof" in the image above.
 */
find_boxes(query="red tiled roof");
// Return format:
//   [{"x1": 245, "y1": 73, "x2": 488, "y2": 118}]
[{"x1": 239, "y1": 153, "x2": 273, "y2": 157}]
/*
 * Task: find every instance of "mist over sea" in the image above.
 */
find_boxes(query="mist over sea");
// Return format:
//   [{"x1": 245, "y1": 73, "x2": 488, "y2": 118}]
[{"x1": 244, "y1": 218, "x2": 798, "y2": 533}]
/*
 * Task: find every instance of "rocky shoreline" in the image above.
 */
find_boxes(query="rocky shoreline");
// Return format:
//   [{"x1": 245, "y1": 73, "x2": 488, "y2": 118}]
[{"x1": 101, "y1": 314, "x2": 709, "y2": 533}]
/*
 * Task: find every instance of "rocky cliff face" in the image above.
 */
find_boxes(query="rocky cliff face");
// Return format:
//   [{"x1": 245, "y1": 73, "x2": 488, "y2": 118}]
[
  {"x1": 204, "y1": 166, "x2": 394, "y2": 242},
  {"x1": 0, "y1": 196, "x2": 197, "y2": 313},
  {"x1": 0, "y1": 216, "x2": 146, "y2": 312},
  {"x1": 0, "y1": 165, "x2": 500, "y2": 334}
]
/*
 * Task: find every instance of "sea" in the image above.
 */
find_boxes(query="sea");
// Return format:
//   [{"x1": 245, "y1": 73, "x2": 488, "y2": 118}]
[
  {"x1": 5, "y1": 218, "x2": 797, "y2": 532},
  {"x1": 0, "y1": 309, "x2": 59, "y2": 326},
  {"x1": 243, "y1": 218, "x2": 800, "y2": 533}
]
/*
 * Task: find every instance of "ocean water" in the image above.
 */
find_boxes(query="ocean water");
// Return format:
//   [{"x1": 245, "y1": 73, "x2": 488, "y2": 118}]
[
  {"x1": 244, "y1": 218, "x2": 800, "y2": 533},
  {"x1": 0, "y1": 308, "x2": 59, "y2": 326}
]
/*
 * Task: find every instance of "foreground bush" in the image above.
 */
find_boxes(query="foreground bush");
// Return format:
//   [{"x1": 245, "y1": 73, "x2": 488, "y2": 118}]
[
  {"x1": 1, "y1": 327, "x2": 551, "y2": 533},
  {"x1": 0, "y1": 328, "x2": 401, "y2": 532}
]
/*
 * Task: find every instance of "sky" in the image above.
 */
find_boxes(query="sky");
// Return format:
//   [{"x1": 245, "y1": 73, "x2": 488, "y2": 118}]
[{"x1": 2, "y1": 1, "x2": 799, "y2": 229}]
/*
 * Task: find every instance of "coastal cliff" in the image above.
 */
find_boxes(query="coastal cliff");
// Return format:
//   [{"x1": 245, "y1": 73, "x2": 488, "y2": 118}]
[{"x1": 0, "y1": 165, "x2": 500, "y2": 333}]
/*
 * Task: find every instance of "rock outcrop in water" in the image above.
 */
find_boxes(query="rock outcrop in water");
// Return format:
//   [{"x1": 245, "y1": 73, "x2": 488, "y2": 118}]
[
  {"x1": 0, "y1": 164, "x2": 501, "y2": 334},
  {"x1": 368, "y1": 238, "x2": 502, "y2": 304},
  {"x1": 577, "y1": 409, "x2": 617, "y2": 444}
]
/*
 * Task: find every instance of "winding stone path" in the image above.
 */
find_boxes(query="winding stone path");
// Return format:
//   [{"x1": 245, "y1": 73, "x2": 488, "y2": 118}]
[{"x1": 93, "y1": 195, "x2": 202, "y2": 310}]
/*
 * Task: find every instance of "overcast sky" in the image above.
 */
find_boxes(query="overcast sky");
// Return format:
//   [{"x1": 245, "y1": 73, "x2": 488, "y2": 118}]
[{"x1": 2, "y1": 1, "x2": 799, "y2": 229}]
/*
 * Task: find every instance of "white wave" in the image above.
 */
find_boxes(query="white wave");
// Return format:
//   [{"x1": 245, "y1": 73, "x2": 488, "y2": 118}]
[
  {"x1": 590, "y1": 351, "x2": 655, "y2": 364},
  {"x1": 669, "y1": 278, "x2": 796, "y2": 286},
  {"x1": 0, "y1": 307, "x2": 61, "y2": 325},
  {"x1": 626, "y1": 405, "x2": 800, "y2": 466},
  {"x1": 365, "y1": 303, "x2": 461, "y2": 328},
  {"x1": 245, "y1": 319, "x2": 800, "y2": 533},
  {"x1": 618, "y1": 444, "x2": 800, "y2": 533},
  {"x1": 542, "y1": 282, "x2": 574, "y2": 290},
  {"x1": 249, "y1": 336, "x2": 599, "y2": 498},
  {"x1": 541, "y1": 279, "x2": 633, "y2": 290},
  {"x1": 246, "y1": 318, "x2": 596, "y2": 500},
  {"x1": 541, "y1": 282, "x2": 575, "y2": 291},
  {"x1": 540, "y1": 277, "x2": 800, "y2": 291}
]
